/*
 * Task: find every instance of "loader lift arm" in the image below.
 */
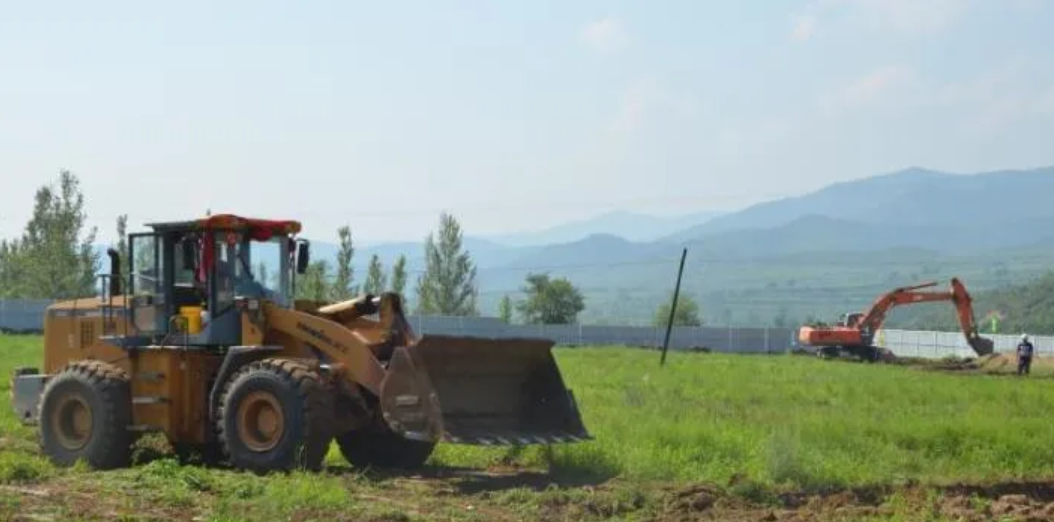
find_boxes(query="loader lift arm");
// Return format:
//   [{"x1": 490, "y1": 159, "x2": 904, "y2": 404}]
[{"x1": 252, "y1": 292, "x2": 591, "y2": 446}]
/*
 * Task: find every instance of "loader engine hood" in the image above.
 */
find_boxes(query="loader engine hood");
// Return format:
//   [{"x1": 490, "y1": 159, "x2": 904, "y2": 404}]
[{"x1": 378, "y1": 335, "x2": 591, "y2": 445}]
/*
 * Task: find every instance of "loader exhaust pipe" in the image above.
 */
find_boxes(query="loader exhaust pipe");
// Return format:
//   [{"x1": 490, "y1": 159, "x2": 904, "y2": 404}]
[{"x1": 106, "y1": 248, "x2": 121, "y2": 297}]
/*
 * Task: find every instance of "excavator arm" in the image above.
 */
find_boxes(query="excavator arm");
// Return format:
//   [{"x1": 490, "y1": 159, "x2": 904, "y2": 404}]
[
  {"x1": 950, "y1": 278, "x2": 994, "y2": 356},
  {"x1": 853, "y1": 281, "x2": 952, "y2": 332},
  {"x1": 850, "y1": 278, "x2": 993, "y2": 356}
]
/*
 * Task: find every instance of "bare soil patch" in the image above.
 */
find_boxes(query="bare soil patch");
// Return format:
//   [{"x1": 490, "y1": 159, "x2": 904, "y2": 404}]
[
  {"x1": 6, "y1": 467, "x2": 1054, "y2": 521},
  {"x1": 649, "y1": 479, "x2": 1054, "y2": 522}
]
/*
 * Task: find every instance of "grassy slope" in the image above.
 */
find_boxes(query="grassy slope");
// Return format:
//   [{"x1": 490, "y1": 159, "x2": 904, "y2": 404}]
[{"x1": 3, "y1": 335, "x2": 1054, "y2": 520}]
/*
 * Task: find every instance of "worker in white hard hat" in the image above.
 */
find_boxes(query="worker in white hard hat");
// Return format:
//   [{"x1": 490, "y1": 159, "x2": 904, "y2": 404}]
[{"x1": 1016, "y1": 333, "x2": 1034, "y2": 376}]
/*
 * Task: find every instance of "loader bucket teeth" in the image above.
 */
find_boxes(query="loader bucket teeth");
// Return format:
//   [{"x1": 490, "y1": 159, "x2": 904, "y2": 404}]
[{"x1": 380, "y1": 335, "x2": 591, "y2": 446}]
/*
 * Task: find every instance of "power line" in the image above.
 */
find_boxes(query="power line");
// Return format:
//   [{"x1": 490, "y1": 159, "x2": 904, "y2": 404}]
[
  {"x1": 387, "y1": 254, "x2": 1054, "y2": 275},
  {"x1": 0, "y1": 191, "x2": 759, "y2": 224}
]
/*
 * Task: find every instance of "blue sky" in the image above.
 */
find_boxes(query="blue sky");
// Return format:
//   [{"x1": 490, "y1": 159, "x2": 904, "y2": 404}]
[{"x1": 1, "y1": 0, "x2": 1052, "y2": 244}]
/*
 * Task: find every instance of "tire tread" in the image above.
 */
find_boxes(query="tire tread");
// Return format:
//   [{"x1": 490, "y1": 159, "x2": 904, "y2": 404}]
[
  {"x1": 215, "y1": 357, "x2": 333, "y2": 472},
  {"x1": 38, "y1": 359, "x2": 132, "y2": 469}
]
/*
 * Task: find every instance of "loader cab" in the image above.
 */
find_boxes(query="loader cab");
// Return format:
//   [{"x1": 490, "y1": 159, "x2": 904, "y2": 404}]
[{"x1": 116, "y1": 214, "x2": 308, "y2": 349}]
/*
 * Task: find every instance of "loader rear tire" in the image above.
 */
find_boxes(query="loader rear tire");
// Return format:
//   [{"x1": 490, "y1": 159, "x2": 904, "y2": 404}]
[
  {"x1": 38, "y1": 360, "x2": 132, "y2": 470},
  {"x1": 336, "y1": 425, "x2": 435, "y2": 470},
  {"x1": 216, "y1": 358, "x2": 334, "y2": 473}
]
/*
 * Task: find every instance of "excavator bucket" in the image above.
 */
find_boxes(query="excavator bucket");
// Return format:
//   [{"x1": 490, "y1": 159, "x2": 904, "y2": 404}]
[
  {"x1": 379, "y1": 334, "x2": 591, "y2": 446},
  {"x1": 968, "y1": 335, "x2": 995, "y2": 357}
]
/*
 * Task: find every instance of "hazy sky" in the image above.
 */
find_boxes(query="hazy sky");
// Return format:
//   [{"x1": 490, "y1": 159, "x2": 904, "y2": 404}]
[{"x1": 2, "y1": 0, "x2": 1052, "y2": 244}]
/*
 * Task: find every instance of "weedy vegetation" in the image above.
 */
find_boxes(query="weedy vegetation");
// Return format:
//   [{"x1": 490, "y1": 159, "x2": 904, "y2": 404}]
[{"x1": 3, "y1": 334, "x2": 1054, "y2": 521}]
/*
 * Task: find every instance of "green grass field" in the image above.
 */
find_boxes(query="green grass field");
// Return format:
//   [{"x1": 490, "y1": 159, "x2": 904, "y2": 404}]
[{"x1": 3, "y1": 334, "x2": 1054, "y2": 521}]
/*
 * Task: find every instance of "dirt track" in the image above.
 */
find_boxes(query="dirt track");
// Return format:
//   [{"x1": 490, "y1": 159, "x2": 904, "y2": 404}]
[
  {"x1": 6, "y1": 465, "x2": 1054, "y2": 521},
  {"x1": 649, "y1": 479, "x2": 1054, "y2": 521},
  {"x1": 889, "y1": 352, "x2": 1054, "y2": 378}
]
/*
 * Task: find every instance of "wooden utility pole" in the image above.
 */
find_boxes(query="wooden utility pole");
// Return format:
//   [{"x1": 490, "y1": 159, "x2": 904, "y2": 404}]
[{"x1": 660, "y1": 247, "x2": 688, "y2": 366}]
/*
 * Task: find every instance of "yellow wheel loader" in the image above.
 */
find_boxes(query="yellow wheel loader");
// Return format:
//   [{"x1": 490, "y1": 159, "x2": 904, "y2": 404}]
[{"x1": 10, "y1": 214, "x2": 590, "y2": 472}]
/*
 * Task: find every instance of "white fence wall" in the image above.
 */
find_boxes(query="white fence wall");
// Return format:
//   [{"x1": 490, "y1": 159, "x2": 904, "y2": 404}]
[
  {"x1": 0, "y1": 298, "x2": 794, "y2": 353},
  {"x1": 0, "y1": 298, "x2": 1034, "y2": 358},
  {"x1": 408, "y1": 314, "x2": 797, "y2": 353},
  {"x1": 0, "y1": 299, "x2": 55, "y2": 333},
  {"x1": 877, "y1": 328, "x2": 1048, "y2": 358}
]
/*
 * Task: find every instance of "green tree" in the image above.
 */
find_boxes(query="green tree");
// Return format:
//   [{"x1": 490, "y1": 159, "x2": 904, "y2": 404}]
[
  {"x1": 331, "y1": 225, "x2": 356, "y2": 300},
  {"x1": 363, "y1": 254, "x2": 388, "y2": 295},
  {"x1": 516, "y1": 273, "x2": 585, "y2": 324},
  {"x1": 0, "y1": 239, "x2": 25, "y2": 297},
  {"x1": 772, "y1": 306, "x2": 790, "y2": 328},
  {"x1": 5, "y1": 170, "x2": 100, "y2": 299},
  {"x1": 414, "y1": 213, "x2": 478, "y2": 316},
  {"x1": 389, "y1": 254, "x2": 408, "y2": 295},
  {"x1": 654, "y1": 292, "x2": 702, "y2": 327},
  {"x1": 498, "y1": 294, "x2": 513, "y2": 323},
  {"x1": 296, "y1": 260, "x2": 331, "y2": 301}
]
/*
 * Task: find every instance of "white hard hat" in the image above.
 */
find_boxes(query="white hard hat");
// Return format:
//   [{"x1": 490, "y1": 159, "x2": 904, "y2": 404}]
[{"x1": 1021, "y1": 333, "x2": 1029, "y2": 341}]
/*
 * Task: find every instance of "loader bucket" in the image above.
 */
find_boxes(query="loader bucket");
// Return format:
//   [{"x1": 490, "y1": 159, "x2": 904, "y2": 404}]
[{"x1": 379, "y1": 335, "x2": 591, "y2": 446}]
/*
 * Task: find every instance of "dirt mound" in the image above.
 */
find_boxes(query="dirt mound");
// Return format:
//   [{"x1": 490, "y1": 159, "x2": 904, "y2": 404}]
[
  {"x1": 891, "y1": 353, "x2": 1054, "y2": 379},
  {"x1": 646, "y1": 480, "x2": 1054, "y2": 522}
]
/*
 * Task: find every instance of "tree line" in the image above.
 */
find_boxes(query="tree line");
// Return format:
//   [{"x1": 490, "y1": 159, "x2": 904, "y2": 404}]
[
  {"x1": 288, "y1": 213, "x2": 601, "y2": 324},
  {"x1": 0, "y1": 170, "x2": 709, "y2": 326}
]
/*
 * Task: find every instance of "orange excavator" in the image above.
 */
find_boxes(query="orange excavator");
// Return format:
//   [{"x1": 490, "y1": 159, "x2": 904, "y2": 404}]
[{"x1": 797, "y1": 277, "x2": 995, "y2": 361}]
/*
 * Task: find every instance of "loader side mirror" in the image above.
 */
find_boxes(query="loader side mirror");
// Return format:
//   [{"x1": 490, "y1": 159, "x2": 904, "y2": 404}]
[
  {"x1": 181, "y1": 241, "x2": 196, "y2": 271},
  {"x1": 296, "y1": 242, "x2": 310, "y2": 274}
]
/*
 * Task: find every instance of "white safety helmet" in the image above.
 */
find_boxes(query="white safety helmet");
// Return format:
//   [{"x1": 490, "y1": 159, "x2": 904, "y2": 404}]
[{"x1": 1021, "y1": 333, "x2": 1029, "y2": 342}]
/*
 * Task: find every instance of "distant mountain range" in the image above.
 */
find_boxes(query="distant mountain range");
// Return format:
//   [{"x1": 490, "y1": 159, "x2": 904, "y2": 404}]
[
  {"x1": 481, "y1": 210, "x2": 724, "y2": 246},
  {"x1": 95, "y1": 164, "x2": 1054, "y2": 326},
  {"x1": 336, "y1": 164, "x2": 1054, "y2": 269},
  {"x1": 664, "y1": 166, "x2": 1054, "y2": 243}
]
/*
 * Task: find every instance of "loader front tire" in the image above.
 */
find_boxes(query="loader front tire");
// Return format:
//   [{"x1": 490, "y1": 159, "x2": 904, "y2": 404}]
[
  {"x1": 216, "y1": 358, "x2": 333, "y2": 473},
  {"x1": 336, "y1": 425, "x2": 435, "y2": 470},
  {"x1": 38, "y1": 360, "x2": 133, "y2": 470}
]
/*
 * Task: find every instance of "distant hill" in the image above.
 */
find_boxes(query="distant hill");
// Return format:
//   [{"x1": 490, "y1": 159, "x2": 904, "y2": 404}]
[
  {"x1": 492, "y1": 234, "x2": 672, "y2": 269},
  {"x1": 483, "y1": 210, "x2": 723, "y2": 246},
  {"x1": 307, "y1": 237, "x2": 536, "y2": 275},
  {"x1": 681, "y1": 214, "x2": 1054, "y2": 257},
  {"x1": 665, "y1": 166, "x2": 1054, "y2": 242}
]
